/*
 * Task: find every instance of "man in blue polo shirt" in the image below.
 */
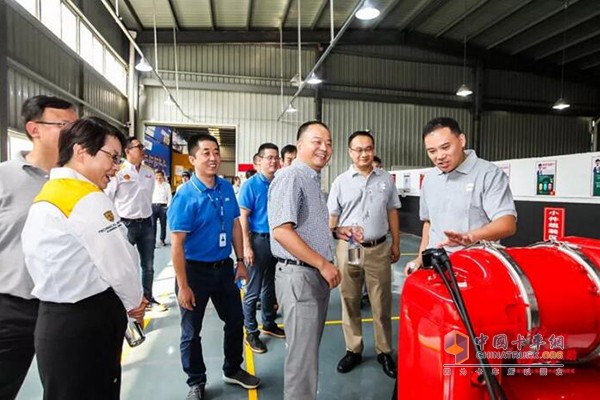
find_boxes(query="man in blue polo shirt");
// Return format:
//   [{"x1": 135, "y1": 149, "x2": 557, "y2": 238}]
[
  {"x1": 168, "y1": 133, "x2": 260, "y2": 400},
  {"x1": 239, "y1": 143, "x2": 285, "y2": 354}
]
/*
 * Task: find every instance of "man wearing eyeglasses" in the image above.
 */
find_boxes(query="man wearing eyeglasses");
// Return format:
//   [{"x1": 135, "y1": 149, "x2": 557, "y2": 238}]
[
  {"x1": 105, "y1": 138, "x2": 168, "y2": 313},
  {"x1": 0, "y1": 95, "x2": 77, "y2": 399},
  {"x1": 328, "y1": 131, "x2": 401, "y2": 379},
  {"x1": 239, "y1": 143, "x2": 285, "y2": 354}
]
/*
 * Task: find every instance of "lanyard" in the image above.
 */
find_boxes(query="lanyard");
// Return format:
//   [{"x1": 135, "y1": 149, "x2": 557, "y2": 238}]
[{"x1": 190, "y1": 179, "x2": 225, "y2": 232}]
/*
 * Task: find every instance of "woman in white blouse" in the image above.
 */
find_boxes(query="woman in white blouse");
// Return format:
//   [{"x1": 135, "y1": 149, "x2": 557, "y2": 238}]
[{"x1": 22, "y1": 117, "x2": 147, "y2": 400}]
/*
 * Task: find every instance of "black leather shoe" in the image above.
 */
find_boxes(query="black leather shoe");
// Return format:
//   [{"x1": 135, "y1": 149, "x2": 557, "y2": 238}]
[
  {"x1": 337, "y1": 351, "x2": 362, "y2": 373},
  {"x1": 377, "y1": 353, "x2": 397, "y2": 378}
]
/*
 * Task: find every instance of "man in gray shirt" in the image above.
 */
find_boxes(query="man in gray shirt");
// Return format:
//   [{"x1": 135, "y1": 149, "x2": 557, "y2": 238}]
[
  {"x1": 406, "y1": 117, "x2": 517, "y2": 273},
  {"x1": 268, "y1": 121, "x2": 341, "y2": 400},
  {"x1": 328, "y1": 131, "x2": 400, "y2": 378},
  {"x1": 0, "y1": 96, "x2": 77, "y2": 399}
]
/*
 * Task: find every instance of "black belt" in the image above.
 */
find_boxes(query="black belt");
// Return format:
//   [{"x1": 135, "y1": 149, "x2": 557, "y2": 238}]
[
  {"x1": 361, "y1": 236, "x2": 387, "y2": 248},
  {"x1": 251, "y1": 232, "x2": 270, "y2": 238},
  {"x1": 188, "y1": 258, "x2": 230, "y2": 268},
  {"x1": 276, "y1": 257, "x2": 313, "y2": 268},
  {"x1": 153, "y1": 203, "x2": 168, "y2": 207},
  {"x1": 121, "y1": 217, "x2": 151, "y2": 223}
]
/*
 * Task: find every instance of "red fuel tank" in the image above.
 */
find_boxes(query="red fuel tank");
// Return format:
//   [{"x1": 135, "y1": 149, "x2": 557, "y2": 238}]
[{"x1": 398, "y1": 237, "x2": 600, "y2": 400}]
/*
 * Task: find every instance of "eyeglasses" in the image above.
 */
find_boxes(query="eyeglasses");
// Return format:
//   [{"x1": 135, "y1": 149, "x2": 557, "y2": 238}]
[
  {"x1": 34, "y1": 121, "x2": 70, "y2": 128},
  {"x1": 261, "y1": 156, "x2": 281, "y2": 162},
  {"x1": 350, "y1": 146, "x2": 374, "y2": 154},
  {"x1": 98, "y1": 149, "x2": 123, "y2": 165},
  {"x1": 128, "y1": 144, "x2": 144, "y2": 151}
]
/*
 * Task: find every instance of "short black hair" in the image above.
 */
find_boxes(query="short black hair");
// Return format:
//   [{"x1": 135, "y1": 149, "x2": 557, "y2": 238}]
[
  {"x1": 125, "y1": 137, "x2": 141, "y2": 148},
  {"x1": 348, "y1": 131, "x2": 375, "y2": 148},
  {"x1": 297, "y1": 121, "x2": 330, "y2": 141},
  {"x1": 58, "y1": 117, "x2": 126, "y2": 167},
  {"x1": 258, "y1": 143, "x2": 279, "y2": 157},
  {"x1": 21, "y1": 95, "x2": 75, "y2": 139},
  {"x1": 281, "y1": 144, "x2": 297, "y2": 159},
  {"x1": 155, "y1": 170, "x2": 165, "y2": 176},
  {"x1": 373, "y1": 156, "x2": 382, "y2": 165},
  {"x1": 188, "y1": 133, "x2": 219, "y2": 156},
  {"x1": 181, "y1": 170, "x2": 191, "y2": 178},
  {"x1": 422, "y1": 117, "x2": 462, "y2": 139}
]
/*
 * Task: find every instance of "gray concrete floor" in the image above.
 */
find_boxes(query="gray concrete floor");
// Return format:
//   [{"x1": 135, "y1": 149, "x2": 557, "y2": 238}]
[{"x1": 16, "y1": 233, "x2": 421, "y2": 400}]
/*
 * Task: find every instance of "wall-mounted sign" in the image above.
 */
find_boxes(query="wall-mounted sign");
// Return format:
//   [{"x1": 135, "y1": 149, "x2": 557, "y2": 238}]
[
  {"x1": 592, "y1": 156, "x2": 600, "y2": 197},
  {"x1": 543, "y1": 207, "x2": 565, "y2": 241},
  {"x1": 536, "y1": 160, "x2": 556, "y2": 196}
]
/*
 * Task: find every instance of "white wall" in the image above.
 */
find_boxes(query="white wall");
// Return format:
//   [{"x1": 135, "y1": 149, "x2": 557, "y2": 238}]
[{"x1": 391, "y1": 151, "x2": 600, "y2": 204}]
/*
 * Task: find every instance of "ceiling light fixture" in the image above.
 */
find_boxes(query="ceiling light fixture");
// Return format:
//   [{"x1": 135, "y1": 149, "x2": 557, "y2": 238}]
[
  {"x1": 306, "y1": 73, "x2": 322, "y2": 85},
  {"x1": 356, "y1": 2, "x2": 380, "y2": 20},
  {"x1": 135, "y1": 58, "x2": 152, "y2": 72},
  {"x1": 553, "y1": 0, "x2": 570, "y2": 111},
  {"x1": 290, "y1": 73, "x2": 302, "y2": 87},
  {"x1": 456, "y1": 83, "x2": 473, "y2": 97},
  {"x1": 456, "y1": 0, "x2": 472, "y2": 97},
  {"x1": 285, "y1": 104, "x2": 298, "y2": 113}
]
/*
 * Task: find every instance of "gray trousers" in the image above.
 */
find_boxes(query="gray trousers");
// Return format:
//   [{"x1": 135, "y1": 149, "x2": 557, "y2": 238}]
[{"x1": 275, "y1": 262, "x2": 330, "y2": 400}]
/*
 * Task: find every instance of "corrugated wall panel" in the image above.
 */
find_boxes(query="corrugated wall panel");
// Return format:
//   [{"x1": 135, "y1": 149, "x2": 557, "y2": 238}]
[
  {"x1": 145, "y1": 44, "x2": 316, "y2": 84},
  {"x1": 322, "y1": 98, "x2": 473, "y2": 183},
  {"x1": 480, "y1": 112, "x2": 591, "y2": 161},
  {"x1": 486, "y1": 69, "x2": 598, "y2": 106},
  {"x1": 334, "y1": 45, "x2": 464, "y2": 65},
  {"x1": 141, "y1": 86, "x2": 315, "y2": 165},
  {"x1": 7, "y1": 6, "x2": 80, "y2": 98},
  {"x1": 326, "y1": 53, "x2": 467, "y2": 96},
  {"x1": 6, "y1": 68, "x2": 60, "y2": 131},
  {"x1": 83, "y1": 69, "x2": 128, "y2": 122}
]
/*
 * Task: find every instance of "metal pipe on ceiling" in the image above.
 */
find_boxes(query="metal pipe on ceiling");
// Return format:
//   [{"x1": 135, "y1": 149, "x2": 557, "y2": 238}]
[
  {"x1": 277, "y1": 0, "x2": 369, "y2": 121},
  {"x1": 99, "y1": 0, "x2": 192, "y2": 122}
]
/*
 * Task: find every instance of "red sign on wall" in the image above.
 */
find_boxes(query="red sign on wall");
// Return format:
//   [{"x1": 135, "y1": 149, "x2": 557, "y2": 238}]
[
  {"x1": 237, "y1": 163, "x2": 254, "y2": 172},
  {"x1": 543, "y1": 207, "x2": 565, "y2": 241}
]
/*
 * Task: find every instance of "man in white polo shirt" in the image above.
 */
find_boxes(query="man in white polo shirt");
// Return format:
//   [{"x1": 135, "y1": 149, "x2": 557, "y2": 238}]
[{"x1": 105, "y1": 138, "x2": 167, "y2": 312}]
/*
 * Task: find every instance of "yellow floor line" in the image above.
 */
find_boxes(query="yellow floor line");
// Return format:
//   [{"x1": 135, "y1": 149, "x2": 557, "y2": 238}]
[{"x1": 240, "y1": 290, "x2": 259, "y2": 400}]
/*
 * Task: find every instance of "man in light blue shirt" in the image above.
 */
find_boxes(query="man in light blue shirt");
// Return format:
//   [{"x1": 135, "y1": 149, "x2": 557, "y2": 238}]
[
  {"x1": 168, "y1": 133, "x2": 260, "y2": 400},
  {"x1": 239, "y1": 142, "x2": 285, "y2": 354}
]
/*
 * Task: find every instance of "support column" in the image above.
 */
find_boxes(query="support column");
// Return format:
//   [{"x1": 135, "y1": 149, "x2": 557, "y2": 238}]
[
  {"x1": 0, "y1": 0, "x2": 8, "y2": 161},
  {"x1": 472, "y1": 59, "x2": 484, "y2": 156}
]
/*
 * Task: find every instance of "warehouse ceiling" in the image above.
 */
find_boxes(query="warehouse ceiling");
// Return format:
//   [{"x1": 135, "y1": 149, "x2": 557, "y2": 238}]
[{"x1": 111, "y1": 0, "x2": 600, "y2": 82}]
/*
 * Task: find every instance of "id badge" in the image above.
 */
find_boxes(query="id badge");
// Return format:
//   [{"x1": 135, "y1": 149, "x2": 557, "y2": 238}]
[{"x1": 219, "y1": 232, "x2": 227, "y2": 248}]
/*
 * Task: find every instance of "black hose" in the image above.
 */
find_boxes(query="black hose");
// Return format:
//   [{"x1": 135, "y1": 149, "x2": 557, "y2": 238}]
[{"x1": 424, "y1": 249, "x2": 506, "y2": 400}]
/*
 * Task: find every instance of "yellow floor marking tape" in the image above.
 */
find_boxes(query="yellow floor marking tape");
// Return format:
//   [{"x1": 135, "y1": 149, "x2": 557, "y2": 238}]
[{"x1": 240, "y1": 289, "x2": 259, "y2": 400}]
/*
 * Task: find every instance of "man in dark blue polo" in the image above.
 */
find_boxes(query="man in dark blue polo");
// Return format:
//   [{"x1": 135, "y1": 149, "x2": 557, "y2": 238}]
[
  {"x1": 239, "y1": 143, "x2": 285, "y2": 354},
  {"x1": 168, "y1": 133, "x2": 260, "y2": 400}
]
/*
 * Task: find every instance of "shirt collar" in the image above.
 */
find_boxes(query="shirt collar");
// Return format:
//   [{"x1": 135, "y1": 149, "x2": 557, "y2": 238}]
[
  {"x1": 256, "y1": 172, "x2": 270, "y2": 184},
  {"x1": 349, "y1": 164, "x2": 380, "y2": 177},
  {"x1": 191, "y1": 173, "x2": 221, "y2": 192},
  {"x1": 16, "y1": 151, "x2": 50, "y2": 177},
  {"x1": 436, "y1": 149, "x2": 478, "y2": 175},
  {"x1": 49, "y1": 167, "x2": 96, "y2": 186},
  {"x1": 294, "y1": 160, "x2": 322, "y2": 184}
]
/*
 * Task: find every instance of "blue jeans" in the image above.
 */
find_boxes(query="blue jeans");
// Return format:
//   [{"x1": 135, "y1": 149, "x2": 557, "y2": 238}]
[
  {"x1": 177, "y1": 258, "x2": 244, "y2": 387},
  {"x1": 242, "y1": 234, "x2": 277, "y2": 334},
  {"x1": 123, "y1": 218, "x2": 155, "y2": 301}
]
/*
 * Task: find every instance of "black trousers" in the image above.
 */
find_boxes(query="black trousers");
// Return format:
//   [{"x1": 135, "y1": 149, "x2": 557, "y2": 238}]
[
  {"x1": 0, "y1": 293, "x2": 39, "y2": 400},
  {"x1": 151, "y1": 203, "x2": 168, "y2": 243},
  {"x1": 35, "y1": 288, "x2": 127, "y2": 400}
]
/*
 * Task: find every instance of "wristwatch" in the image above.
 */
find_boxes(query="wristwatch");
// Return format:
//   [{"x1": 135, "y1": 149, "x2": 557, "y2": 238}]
[{"x1": 236, "y1": 257, "x2": 244, "y2": 263}]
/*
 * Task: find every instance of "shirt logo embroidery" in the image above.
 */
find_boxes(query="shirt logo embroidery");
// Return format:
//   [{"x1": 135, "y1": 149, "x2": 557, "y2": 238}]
[
  {"x1": 466, "y1": 183, "x2": 474, "y2": 192},
  {"x1": 103, "y1": 211, "x2": 115, "y2": 222},
  {"x1": 123, "y1": 174, "x2": 131, "y2": 181}
]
